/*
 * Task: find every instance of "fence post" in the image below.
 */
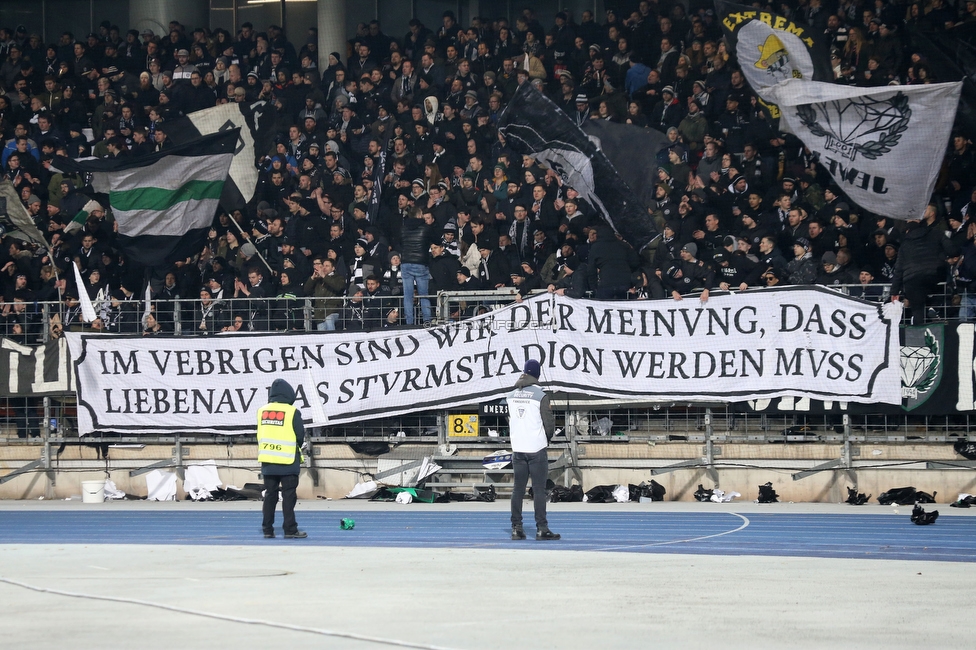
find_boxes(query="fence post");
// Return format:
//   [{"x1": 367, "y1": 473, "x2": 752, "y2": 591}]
[
  {"x1": 174, "y1": 297, "x2": 182, "y2": 336},
  {"x1": 705, "y1": 407, "x2": 713, "y2": 466},
  {"x1": 304, "y1": 297, "x2": 312, "y2": 331}
]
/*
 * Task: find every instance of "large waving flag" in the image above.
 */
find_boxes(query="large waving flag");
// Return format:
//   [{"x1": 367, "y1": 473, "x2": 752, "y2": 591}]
[
  {"x1": 0, "y1": 179, "x2": 48, "y2": 246},
  {"x1": 580, "y1": 120, "x2": 668, "y2": 213},
  {"x1": 716, "y1": 0, "x2": 833, "y2": 114},
  {"x1": 497, "y1": 84, "x2": 659, "y2": 250},
  {"x1": 162, "y1": 102, "x2": 275, "y2": 210},
  {"x1": 715, "y1": 1, "x2": 962, "y2": 221},
  {"x1": 54, "y1": 130, "x2": 239, "y2": 266},
  {"x1": 766, "y1": 80, "x2": 961, "y2": 220}
]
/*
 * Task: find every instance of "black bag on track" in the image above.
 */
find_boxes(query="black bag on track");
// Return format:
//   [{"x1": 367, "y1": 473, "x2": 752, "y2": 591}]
[
  {"x1": 877, "y1": 487, "x2": 919, "y2": 505},
  {"x1": 694, "y1": 484, "x2": 714, "y2": 502},
  {"x1": 845, "y1": 486, "x2": 871, "y2": 505},
  {"x1": 910, "y1": 505, "x2": 939, "y2": 525},
  {"x1": 550, "y1": 485, "x2": 584, "y2": 502},
  {"x1": 757, "y1": 482, "x2": 779, "y2": 503},
  {"x1": 914, "y1": 490, "x2": 937, "y2": 504},
  {"x1": 584, "y1": 485, "x2": 617, "y2": 503},
  {"x1": 629, "y1": 480, "x2": 667, "y2": 502}
]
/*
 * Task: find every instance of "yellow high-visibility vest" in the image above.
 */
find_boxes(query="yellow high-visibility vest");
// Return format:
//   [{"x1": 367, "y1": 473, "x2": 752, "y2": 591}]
[{"x1": 256, "y1": 402, "x2": 298, "y2": 464}]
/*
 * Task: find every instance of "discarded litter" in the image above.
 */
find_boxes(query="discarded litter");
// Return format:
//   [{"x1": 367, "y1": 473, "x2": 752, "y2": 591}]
[
  {"x1": 951, "y1": 493, "x2": 976, "y2": 508},
  {"x1": 910, "y1": 505, "x2": 939, "y2": 525},
  {"x1": 694, "y1": 484, "x2": 714, "y2": 502},
  {"x1": 549, "y1": 484, "x2": 583, "y2": 502},
  {"x1": 629, "y1": 481, "x2": 666, "y2": 502},
  {"x1": 395, "y1": 491, "x2": 413, "y2": 504},
  {"x1": 845, "y1": 486, "x2": 870, "y2": 505},
  {"x1": 340, "y1": 518, "x2": 355, "y2": 530},
  {"x1": 878, "y1": 487, "x2": 936, "y2": 505},
  {"x1": 710, "y1": 489, "x2": 740, "y2": 503},
  {"x1": 757, "y1": 482, "x2": 779, "y2": 504}
]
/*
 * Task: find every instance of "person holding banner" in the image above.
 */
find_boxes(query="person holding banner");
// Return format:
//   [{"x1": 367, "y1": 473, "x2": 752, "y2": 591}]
[
  {"x1": 258, "y1": 379, "x2": 307, "y2": 539},
  {"x1": 506, "y1": 360, "x2": 560, "y2": 541}
]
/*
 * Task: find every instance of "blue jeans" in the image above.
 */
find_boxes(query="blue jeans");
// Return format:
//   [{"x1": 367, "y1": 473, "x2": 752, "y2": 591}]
[
  {"x1": 962, "y1": 292, "x2": 976, "y2": 323},
  {"x1": 401, "y1": 262, "x2": 431, "y2": 325},
  {"x1": 317, "y1": 313, "x2": 340, "y2": 331}
]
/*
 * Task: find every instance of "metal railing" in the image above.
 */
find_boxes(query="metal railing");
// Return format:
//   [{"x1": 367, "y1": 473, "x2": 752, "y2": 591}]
[{"x1": 3, "y1": 281, "x2": 961, "y2": 346}]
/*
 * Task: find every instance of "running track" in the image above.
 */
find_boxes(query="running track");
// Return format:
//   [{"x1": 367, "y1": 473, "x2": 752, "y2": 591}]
[{"x1": 1, "y1": 510, "x2": 972, "y2": 562}]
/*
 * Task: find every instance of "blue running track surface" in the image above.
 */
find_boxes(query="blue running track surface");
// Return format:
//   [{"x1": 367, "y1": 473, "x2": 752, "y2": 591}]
[{"x1": 1, "y1": 510, "x2": 973, "y2": 562}]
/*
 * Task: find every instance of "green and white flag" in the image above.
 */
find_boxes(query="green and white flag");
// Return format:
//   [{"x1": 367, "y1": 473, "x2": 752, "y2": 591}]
[
  {"x1": 64, "y1": 199, "x2": 102, "y2": 235},
  {"x1": 53, "y1": 130, "x2": 239, "y2": 266}
]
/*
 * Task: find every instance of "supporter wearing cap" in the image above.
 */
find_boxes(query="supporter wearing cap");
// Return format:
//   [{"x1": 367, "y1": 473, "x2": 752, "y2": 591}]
[
  {"x1": 717, "y1": 92, "x2": 748, "y2": 156},
  {"x1": 571, "y1": 93, "x2": 591, "y2": 125},
  {"x1": 761, "y1": 266, "x2": 789, "y2": 286},
  {"x1": 665, "y1": 242, "x2": 711, "y2": 300},
  {"x1": 456, "y1": 264, "x2": 483, "y2": 291},
  {"x1": 477, "y1": 237, "x2": 509, "y2": 289},
  {"x1": 816, "y1": 251, "x2": 848, "y2": 286},
  {"x1": 172, "y1": 47, "x2": 198, "y2": 84},
  {"x1": 787, "y1": 237, "x2": 817, "y2": 285}
]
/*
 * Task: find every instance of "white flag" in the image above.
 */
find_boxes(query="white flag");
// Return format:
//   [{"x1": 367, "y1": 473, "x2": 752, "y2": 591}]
[
  {"x1": 765, "y1": 79, "x2": 962, "y2": 220},
  {"x1": 72, "y1": 262, "x2": 97, "y2": 323}
]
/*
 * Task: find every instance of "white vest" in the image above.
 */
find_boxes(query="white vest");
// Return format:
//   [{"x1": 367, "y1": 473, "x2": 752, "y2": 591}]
[{"x1": 506, "y1": 384, "x2": 547, "y2": 453}]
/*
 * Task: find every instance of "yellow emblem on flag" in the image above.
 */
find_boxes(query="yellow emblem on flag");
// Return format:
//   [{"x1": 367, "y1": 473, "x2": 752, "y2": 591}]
[{"x1": 755, "y1": 34, "x2": 789, "y2": 73}]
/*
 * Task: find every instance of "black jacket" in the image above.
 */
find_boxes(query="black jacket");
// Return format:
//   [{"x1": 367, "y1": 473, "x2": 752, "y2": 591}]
[
  {"x1": 586, "y1": 237, "x2": 640, "y2": 291},
  {"x1": 429, "y1": 252, "x2": 461, "y2": 294},
  {"x1": 400, "y1": 216, "x2": 435, "y2": 265},
  {"x1": 890, "y1": 223, "x2": 958, "y2": 295},
  {"x1": 259, "y1": 379, "x2": 305, "y2": 476}
]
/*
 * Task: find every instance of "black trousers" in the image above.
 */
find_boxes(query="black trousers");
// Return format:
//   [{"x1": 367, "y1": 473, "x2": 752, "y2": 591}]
[
  {"x1": 902, "y1": 274, "x2": 938, "y2": 325},
  {"x1": 262, "y1": 474, "x2": 299, "y2": 534},
  {"x1": 511, "y1": 449, "x2": 549, "y2": 529}
]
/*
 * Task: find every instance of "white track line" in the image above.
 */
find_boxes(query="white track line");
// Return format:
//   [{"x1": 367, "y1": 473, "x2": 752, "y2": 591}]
[
  {"x1": 589, "y1": 513, "x2": 751, "y2": 552},
  {"x1": 0, "y1": 576, "x2": 459, "y2": 650}
]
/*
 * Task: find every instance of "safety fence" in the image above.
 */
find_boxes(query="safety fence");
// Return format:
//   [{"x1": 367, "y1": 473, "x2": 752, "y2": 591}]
[
  {"x1": 3, "y1": 394, "x2": 976, "y2": 444},
  {"x1": 2, "y1": 281, "x2": 962, "y2": 344}
]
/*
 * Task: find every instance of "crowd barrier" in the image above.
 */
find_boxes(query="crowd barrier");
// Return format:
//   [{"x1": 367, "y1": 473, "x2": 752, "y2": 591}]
[{"x1": 1, "y1": 281, "x2": 960, "y2": 343}]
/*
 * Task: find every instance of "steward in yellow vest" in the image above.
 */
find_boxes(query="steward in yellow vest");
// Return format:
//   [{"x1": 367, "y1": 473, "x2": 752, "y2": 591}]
[{"x1": 258, "y1": 379, "x2": 306, "y2": 539}]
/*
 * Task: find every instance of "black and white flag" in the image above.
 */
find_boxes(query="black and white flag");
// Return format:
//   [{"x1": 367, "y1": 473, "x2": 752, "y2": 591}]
[
  {"x1": 579, "y1": 120, "x2": 667, "y2": 212},
  {"x1": 162, "y1": 102, "x2": 275, "y2": 210},
  {"x1": 497, "y1": 84, "x2": 659, "y2": 250},
  {"x1": 766, "y1": 80, "x2": 962, "y2": 220},
  {"x1": 716, "y1": 0, "x2": 833, "y2": 112},
  {"x1": 0, "y1": 338, "x2": 73, "y2": 396}
]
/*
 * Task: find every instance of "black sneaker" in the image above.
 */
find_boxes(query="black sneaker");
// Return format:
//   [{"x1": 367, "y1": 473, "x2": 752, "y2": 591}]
[
  {"x1": 284, "y1": 530, "x2": 308, "y2": 539},
  {"x1": 263, "y1": 531, "x2": 275, "y2": 539},
  {"x1": 536, "y1": 529, "x2": 561, "y2": 541},
  {"x1": 511, "y1": 526, "x2": 526, "y2": 540}
]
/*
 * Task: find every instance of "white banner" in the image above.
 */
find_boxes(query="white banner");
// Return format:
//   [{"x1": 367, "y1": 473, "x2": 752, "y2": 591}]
[
  {"x1": 766, "y1": 79, "x2": 962, "y2": 220},
  {"x1": 65, "y1": 288, "x2": 903, "y2": 435}
]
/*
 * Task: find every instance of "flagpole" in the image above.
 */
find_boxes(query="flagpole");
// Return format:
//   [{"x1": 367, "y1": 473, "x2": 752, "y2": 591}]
[{"x1": 227, "y1": 214, "x2": 276, "y2": 278}]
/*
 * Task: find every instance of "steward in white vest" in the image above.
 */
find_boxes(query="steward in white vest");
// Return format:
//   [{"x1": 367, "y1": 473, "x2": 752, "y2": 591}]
[{"x1": 506, "y1": 359, "x2": 560, "y2": 541}]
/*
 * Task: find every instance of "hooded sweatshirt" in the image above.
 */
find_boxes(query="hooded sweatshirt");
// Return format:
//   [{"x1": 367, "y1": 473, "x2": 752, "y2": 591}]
[{"x1": 260, "y1": 378, "x2": 306, "y2": 476}]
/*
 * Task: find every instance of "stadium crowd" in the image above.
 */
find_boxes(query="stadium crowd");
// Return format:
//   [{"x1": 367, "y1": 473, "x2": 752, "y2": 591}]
[{"x1": 0, "y1": 1, "x2": 975, "y2": 339}]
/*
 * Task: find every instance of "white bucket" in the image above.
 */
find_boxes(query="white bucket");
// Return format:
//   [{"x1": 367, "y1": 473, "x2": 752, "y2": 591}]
[{"x1": 81, "y1": 480, "x2": 105, "y2": 504}]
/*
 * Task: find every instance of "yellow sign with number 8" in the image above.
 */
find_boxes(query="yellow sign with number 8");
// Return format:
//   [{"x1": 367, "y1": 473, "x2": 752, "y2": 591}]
[{"x1": 448, "y1": 414, "x2": 479, "y2": 437}]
